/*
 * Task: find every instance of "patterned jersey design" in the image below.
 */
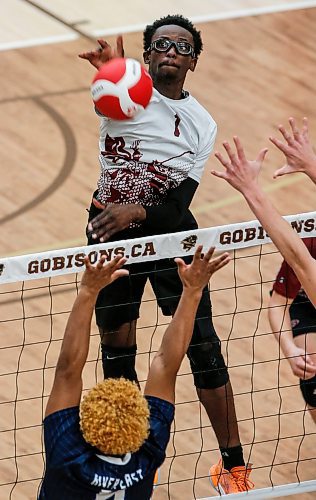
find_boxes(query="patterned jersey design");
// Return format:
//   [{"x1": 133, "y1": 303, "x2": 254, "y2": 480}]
[{"x1": 97, "y1": 134, "x2": 194, "y2": 209}]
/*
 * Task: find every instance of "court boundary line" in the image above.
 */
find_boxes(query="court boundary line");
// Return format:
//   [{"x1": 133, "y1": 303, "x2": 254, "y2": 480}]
[
  {"x1": 1, "y1": 211, "x2": 315, "y2": 272},
  {"x1": 199, "y1": 479, "x2": 316, "y2": 499},
  {"x1": 1, "y1": 1, "x2": 316, "y2": 51},
  {"x1": 93, "y1": 1, "x2": 316, "y2": 37},
  {"x1": 0, "y1": 34, "x2": 77, "y2": 52}
]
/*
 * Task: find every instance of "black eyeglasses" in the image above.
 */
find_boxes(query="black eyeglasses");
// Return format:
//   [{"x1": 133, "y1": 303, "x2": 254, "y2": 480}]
[{"x1": 148, "y1": 38, "x2": 195, "y2": 57}]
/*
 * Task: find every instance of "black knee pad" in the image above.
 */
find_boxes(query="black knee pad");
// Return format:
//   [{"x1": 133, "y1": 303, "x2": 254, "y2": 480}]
[
  {"x1": 187, "y1": 339, "x2": 229, "y2": 389},
  {"x1": 101, "y1": 344, "x2": 138, "y2": 384},
  {"x1": 300, "y1": 375, "x2": 316, "y2": 407}
]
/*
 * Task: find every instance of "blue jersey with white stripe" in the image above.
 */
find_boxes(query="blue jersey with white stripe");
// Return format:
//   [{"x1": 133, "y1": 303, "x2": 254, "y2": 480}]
[{"x1": 39, "y1": 396, "x2": 174, "y2": 500}]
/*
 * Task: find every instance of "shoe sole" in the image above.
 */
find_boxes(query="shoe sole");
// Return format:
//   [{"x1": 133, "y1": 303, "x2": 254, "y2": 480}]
[
  {"x1": 209, "y1": 475, "x2": 226, "y2": 495},
  {"x1": 153, "y1": 468, "x2": 160, "y2": 490}
]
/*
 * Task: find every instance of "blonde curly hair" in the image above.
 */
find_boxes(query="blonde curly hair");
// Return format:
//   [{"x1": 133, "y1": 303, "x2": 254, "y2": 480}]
[{"x1": 80, "y1": 378, "x2": 150, "y2": 455}]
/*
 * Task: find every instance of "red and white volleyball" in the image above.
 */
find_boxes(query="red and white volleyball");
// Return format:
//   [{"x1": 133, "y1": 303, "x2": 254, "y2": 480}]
[{"x1": 91, "y1": 58, "x2": 153, "y2": 120}]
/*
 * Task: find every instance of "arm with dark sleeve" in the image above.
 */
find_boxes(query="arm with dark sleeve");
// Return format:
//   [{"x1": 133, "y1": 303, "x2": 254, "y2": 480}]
[
  {"x1": 143, "y1": 120, "x2": 217, "y2": 233},
  {"x1": 143, "y1": 177, "x2": 198, "y2": 233}
]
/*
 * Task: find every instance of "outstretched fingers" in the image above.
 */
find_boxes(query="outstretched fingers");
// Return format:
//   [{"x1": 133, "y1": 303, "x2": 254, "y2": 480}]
[
  {"x1": 106, "y1": 254, "x2": 129, "y2": 281},
  {"x1": 203, "y1": 246, "x2": 215, "y2": 263},
  {"x1": 288, "y1": 117, "x2": 301, "y2": 142},
  {"x1": 97, "y1": 38, "x2": 110, "y2": 49},
  {"x1": 192, "y1": 245, "x2": 216, "y2": 269},
  {"x1": 83, "y1": 255, "x2": 93, "y2": 270},
  {"x1": 212, "y1": 152, "x2": 232, "y2": 179},
  {"x1": 192, "y1": 244, "x2": 204, "y2": 263},
  {"x1": 256, "y1": 147, "x2": 269, "y2": 163},
  {"x1": 269, "y1": 135, "x2": 289, "y2": 154},
  {"x1": 214, "y1": 151, "x2": 230, "y2": 169},
  {"x1": 233, "y1": 136, "x2": 246, "y2": 162},
  {"x1": 209, "y1": 252, "x2": 230, "y2": 273},
  {"x1": 84, "y1": 253, "x2": 127, "y2": 273},
  {"x1": 192, "y1": 245, "x2": 229, "y2": 273},
  {"x1": 174, "y1": 257, "x2": 187, "y2": 273},
  {"x1": 301, "y1": 116, "x2": 309, "y2": 141},
  {"x1": 116, "y1": 35, "x2": 125, "y2": 57},
  {"x1": 223, "y1": 141, "x2": 237, "y2": 164},
  {"x1": 278, "y1": 123, "x2": 296, "y2": 147}
]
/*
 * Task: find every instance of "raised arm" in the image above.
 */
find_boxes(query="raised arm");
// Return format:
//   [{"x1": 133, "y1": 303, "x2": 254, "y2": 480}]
[
  {"x1": 144, "y1": 246, "x2": 230, "y2": 403},
  {"x1": 211, "y1": 136, "x2": 316, "y2": 307},
  {"x1": 269, "y1": 117, "x2": 316, "y2": 184},
  {"x1": 45, "y1": 255, "x2": 128, "y2": 417},
  {"x1": 268, "y1": 290, "x2": 315, "y2": 379}
]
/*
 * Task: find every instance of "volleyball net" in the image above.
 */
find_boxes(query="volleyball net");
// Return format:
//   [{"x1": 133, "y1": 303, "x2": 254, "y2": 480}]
[{"x1": 1, "y1": 212, "x2": 315, "y2": 499}]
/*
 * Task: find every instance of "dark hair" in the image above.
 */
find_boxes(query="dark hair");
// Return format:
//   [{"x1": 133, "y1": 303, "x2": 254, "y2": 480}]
[{"x1": 143, "y1": 14, "x2": 203, "y2": 57}]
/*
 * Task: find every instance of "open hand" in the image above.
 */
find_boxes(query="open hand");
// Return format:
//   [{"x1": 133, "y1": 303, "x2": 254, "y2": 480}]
[
  {"x1": 269, "y1": 117, "x2": 316, "y2": 181},
  {"x1": 78, "y1": 36, "x2": 125, "y2": 69},
  {"x1": 81, "y1": 254, "x2": 128, "y2": 294},
  {"x1": 211, "y1": 136, "x2": 268, "y2": 195},
  {"x1": 175, "y1": 245, "x2": 230, "y2": 291}
]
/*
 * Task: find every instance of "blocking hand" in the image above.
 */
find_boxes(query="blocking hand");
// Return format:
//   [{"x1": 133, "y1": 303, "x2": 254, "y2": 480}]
[
  {"x1": 269, "y1": 117, "x2": 316, "y2": 182},
  {"x1": 81, "y1": 254, "x2": 128, "y2": 294},
  {"x1": 211, "y1": 136, "x2": 268, "y2": 194},
  {"x1": 175, "y1": 245, "x2": 230, "y2": 292}
]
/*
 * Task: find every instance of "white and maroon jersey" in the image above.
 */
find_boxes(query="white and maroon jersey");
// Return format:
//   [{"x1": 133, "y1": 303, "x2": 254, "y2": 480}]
[{"x1": 96, "y1": 88, "x2": 217, "y2": 207}]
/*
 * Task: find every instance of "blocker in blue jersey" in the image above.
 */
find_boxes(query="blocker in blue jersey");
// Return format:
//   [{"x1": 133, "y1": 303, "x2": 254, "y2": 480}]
[{"x1": 39, "y1": 247, "x2": 229, "y2": 500}]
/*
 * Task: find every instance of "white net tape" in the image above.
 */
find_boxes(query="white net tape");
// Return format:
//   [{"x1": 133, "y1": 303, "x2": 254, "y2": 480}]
[{"x1": 1, "y1": 211, "x2": 315, "y2": 284}]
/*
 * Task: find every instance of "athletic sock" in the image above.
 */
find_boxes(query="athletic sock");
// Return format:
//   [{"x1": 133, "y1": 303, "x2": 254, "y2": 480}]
[
  {"x1": 220, "y1": 445, "x2": 245, "y2": 471},
  {"x1": 101, "y1": 344, "x2": 138, "y2": 383}
]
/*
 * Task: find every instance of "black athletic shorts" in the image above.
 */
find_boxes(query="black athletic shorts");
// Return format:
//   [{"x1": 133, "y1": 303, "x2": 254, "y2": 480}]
[
  {"x1": 289, "y1": 294, "x2": 316, "y2": 337},
  {"x1": 94, "y1": 256, "x2": 211, "y2": 327},
  {"x1": 87, "y1": 195, "x2": 229, "y2": 389},
  {"x1": 87, "y1": 195, "x2": 213, "y2": 326}
]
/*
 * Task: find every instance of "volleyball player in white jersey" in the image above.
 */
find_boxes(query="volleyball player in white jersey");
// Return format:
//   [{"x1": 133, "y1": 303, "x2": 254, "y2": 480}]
[{"x1": 79, "y1": 14, "x2": 253, "y2": 495}]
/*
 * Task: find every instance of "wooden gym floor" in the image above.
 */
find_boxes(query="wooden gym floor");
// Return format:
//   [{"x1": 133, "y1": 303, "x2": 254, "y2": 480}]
[{"x1": 0, "y1": 1, "x2": 315, "y2": 499}]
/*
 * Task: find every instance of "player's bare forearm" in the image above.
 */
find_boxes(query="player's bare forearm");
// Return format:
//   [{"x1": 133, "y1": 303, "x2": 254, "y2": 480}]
[
  {"x1": 306, "y1": 163, "x2": 316, "y2": 184},
  {"x1": 144, "y1": 289, "x2": 201, "y2": 402},
  {"x1": 56, "y1": 255, "x2": 128, "y2": 375},
  {"x1": 268, "y1": 292, "x2": 294, "y2": 357},
  {"x1": 45, "y1": 256, "x2": 128, "y2": 416},
  {"x1": 268, "y1": 292, "x2": 316, "y2": 378},
  {"x1": 44, "y1": 289, "x2": 96, "y2": 417},
  {"x1": 56, "y1": 289, "x2": 97, "y2": 375}
]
